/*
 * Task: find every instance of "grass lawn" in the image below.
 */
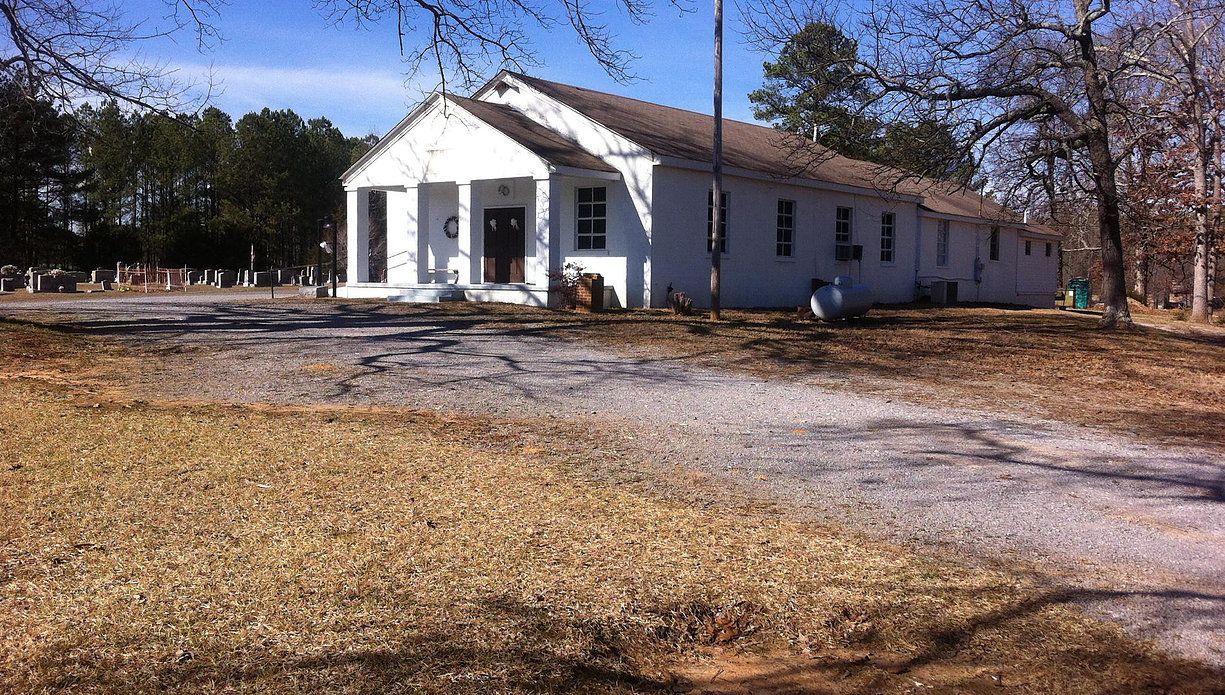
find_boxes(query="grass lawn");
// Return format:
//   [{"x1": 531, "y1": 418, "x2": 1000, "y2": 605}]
[{"x1": 2, "y1": 319, "x2": 1224, "y2": 693}]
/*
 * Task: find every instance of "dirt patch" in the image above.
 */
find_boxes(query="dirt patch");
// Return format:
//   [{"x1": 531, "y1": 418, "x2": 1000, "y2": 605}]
[{"x1": 1, "y1": 321, "x2": 1223, "y2": 693}]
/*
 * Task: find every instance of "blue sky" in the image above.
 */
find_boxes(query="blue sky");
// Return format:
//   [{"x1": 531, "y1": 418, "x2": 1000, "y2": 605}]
[{"x1": 124, "y1": 0, "x2": 772, "y2": 137}]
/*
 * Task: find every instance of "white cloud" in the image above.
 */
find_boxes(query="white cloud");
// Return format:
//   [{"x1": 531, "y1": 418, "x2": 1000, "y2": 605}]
[{"x1": 175, "y1": 62, "x2": 427, "y2": 137}]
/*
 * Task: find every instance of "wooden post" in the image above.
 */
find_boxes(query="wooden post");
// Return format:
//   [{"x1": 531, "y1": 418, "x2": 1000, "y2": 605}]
[{"x1": 709, "y1": 0, "x2": 724, "y2": 321}]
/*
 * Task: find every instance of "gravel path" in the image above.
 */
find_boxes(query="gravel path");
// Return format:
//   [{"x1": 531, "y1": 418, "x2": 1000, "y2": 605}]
[{"x1": 8, "y1": 295, "x2": 1224, "y2": 666}]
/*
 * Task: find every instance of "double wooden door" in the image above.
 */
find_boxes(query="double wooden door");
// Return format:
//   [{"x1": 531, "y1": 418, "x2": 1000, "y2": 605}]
[{"x1": 482, "y1": 207, "x2": 526, "y2": 283}]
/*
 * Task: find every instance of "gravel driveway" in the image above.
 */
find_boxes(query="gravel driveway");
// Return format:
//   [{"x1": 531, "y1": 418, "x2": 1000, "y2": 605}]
[{"x1": 8, "y1": 294, "x2": 1224, "y2": 667}]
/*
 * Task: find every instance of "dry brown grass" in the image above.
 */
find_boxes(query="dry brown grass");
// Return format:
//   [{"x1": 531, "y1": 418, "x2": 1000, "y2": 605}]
[
  {"x1": 2, "y1": 319, "x2": 1224, "y2": 693},
  {"x1": 340, "y1": 302, "x2": 1223, "y2": 448}
]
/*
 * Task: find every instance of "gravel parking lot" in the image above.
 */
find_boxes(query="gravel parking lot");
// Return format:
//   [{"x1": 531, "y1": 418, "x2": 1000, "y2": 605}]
[{"x1": 7, "y1": 293, "x2": 1224, "y2": 667}]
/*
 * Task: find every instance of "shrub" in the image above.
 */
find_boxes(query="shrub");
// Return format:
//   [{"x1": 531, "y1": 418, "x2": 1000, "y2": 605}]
[
  {"x1": 0, "y1": 265, "x2": 18, "y2": 278},
  {"x1": 1170, "y1": 307, "x2": 1188, "y2": 321},
  {"x1": 547, "y1": 262, "x2": 586, "y2": 310}
]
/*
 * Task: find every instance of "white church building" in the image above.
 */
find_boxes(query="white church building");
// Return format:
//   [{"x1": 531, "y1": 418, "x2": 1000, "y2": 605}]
[{"x1": 340, "y1": 71, "x2": 1061, "y2": 308}]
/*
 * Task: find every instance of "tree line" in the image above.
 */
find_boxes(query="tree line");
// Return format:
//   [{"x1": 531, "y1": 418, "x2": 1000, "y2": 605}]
[{"x1": 0, "y1": 78, "x2": 371, "y2": 272}]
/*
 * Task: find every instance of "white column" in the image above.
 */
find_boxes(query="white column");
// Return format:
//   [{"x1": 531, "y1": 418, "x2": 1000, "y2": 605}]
[
  {"x1": 346, "y1": 188, "x2": 370, "y2": 284},
  {"x1": 456, "y1": 181, "x2": 477, "y2": 284},
  {"x1": 385, "y1": 188, "x2": 415, "y2": 284},
  {"x1": 415, "y1": 185, "x2": 431, "y2": 283},
  {"x1": 531, "y1": 176, "x2": 561, "y2": 287}
]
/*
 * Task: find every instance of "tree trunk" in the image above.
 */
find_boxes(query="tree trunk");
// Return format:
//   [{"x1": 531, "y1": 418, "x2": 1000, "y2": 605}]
[
  {"x1": 1190, "y1": 125, "x2": 1212, "y2": 323},
  {"x1": 1132, "y1": 248, "x2": 1148, "y2": 304},
  {"x1": 1210, "y1": 118, "x2": 1221, "y2": 319},
  {"x1": 1073, "y1": 0, "x2": 1131, "y2": 328},
  {"x1": 709, "y1": 0, "x2": 724, "y2": 321},
  {"x1": 1087, "y1": 136, "x2": 1132, "y2": 327}
]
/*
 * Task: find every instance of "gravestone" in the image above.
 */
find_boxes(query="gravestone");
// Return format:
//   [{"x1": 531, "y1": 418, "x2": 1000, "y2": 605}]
[
  {"x1": 91, "y1": 269, "x2": 116, "y2": 283},
  {"x1": 252, "y1": 271, "x2": 280, "y2": 287},
  {"x1": 32, "y1": 274, "x2": 76, "y2": 293},
  {"x1": 214, "y1": 270, "x2": 235, "y2": 288},
  {"x1": 0, "y1": 277, "x2": 14, "y2": 292},
  {"x1": 186, "y1": 270, "x2": 202, "y2": 285},
  {"x1": 203, "y1": 269, "x2": 215, "y2": 285}
]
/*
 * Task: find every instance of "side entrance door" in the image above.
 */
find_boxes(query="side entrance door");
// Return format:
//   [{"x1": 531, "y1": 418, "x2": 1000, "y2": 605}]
[{"x1": 482, "y1": 207, "x2": 527, "y2": 283}]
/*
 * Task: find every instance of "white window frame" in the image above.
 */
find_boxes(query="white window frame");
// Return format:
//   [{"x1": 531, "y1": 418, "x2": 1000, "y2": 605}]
[
  {"x1": 989, "y1": 226, "x2": 1000, "y2": 261},
  {"x1": 1024, "y1": 239, "x2": 1032, "y2": 256},
  {"x1": 707, "y1": 190, "x2": 729, "y2": 253},
  {"x1": 776, "y1": 199, "x2": 795, "y2": 258},
  {"x1": 936, "y1": 220, "x2": 950, "y2": 267},
  {"x1": 835, "y1": 206, "x2": 853, "y2": 245},
  {"x1": 1045, "y1": 242, "x2": 1053, "y2": 257},
  {"x1": 575, "y1": 186, "x2": 607, "y2": 251},
  {"x1": 880, "y1": 212, "x2": 895, "y2": 263}
]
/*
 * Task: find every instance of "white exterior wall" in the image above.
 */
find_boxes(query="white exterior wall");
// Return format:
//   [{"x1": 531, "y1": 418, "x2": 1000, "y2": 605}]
[
  {"x1": 551, "y1": 175, "x2": 641, "y2": 308},
  {"x1": 482, "y1": 80, "x2": 655, "y2": 308},
  {"x1": 423, "y1": 182, "x2": 460, "y2": 275},
  {"x1": 650, "y1": 166, "x2": 920, "y2": 308},
  {"x1": 346, "y1": 99, "x2": 550, "y2": 189},
  {"x1": 917, "y1": 215, "x2": 1059, "y2": 306},
  {"x1": 1015, "y1": 236, "x2": 1060, "y2": 307}
]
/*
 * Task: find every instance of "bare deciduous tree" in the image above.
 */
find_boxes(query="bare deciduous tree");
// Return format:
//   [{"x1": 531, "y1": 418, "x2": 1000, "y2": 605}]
[
  {"x1": 741, "y1": 0, "x2": 1196, "y2": 327},
  {"x1": 0, "y1": 0, "x2": 221, "y2": 111},
  {"x1": 1131, "y1": 0, "x2": 1223, "y2": 322},
  {"x1": 318, "y1": 0, "x2": 672, "y2": 92}
]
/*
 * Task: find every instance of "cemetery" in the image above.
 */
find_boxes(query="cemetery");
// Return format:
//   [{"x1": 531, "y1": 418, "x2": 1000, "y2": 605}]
[{"x1": 0, "y1": 262, "x2": 340, "y2": 296}]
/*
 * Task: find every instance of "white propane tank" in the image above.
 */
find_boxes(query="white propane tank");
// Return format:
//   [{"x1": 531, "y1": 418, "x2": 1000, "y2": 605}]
[{"x1": 810, "y1": 275, "x2": 875, "y2": 321}]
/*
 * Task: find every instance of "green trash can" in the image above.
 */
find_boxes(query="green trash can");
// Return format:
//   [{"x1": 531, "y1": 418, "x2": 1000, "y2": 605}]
[{"x1": 1068, "y1": 277, "x2": 1091, "y2": 310}]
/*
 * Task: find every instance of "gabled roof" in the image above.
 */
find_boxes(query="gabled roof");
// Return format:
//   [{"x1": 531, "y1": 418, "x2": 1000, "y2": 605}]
[
  {"x1": 448, "y1": 95, "x2": 615, "y2": 173},
  {"x1": 341, "y1": 90, "x2": 615, "y2": 185},
  {"x1": 496, "y1": 72, "x2": 1036, "y2": 228}
]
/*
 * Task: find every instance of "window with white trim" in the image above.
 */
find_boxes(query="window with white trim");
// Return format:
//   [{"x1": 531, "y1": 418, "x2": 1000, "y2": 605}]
[
  {"x1": 776, "y1": 199, "x2": 795, "y2": 257},
  {"x1": 835, "y1": 206, "x2": 852, "y2": 244},
  {"x1": 707, "y1": 190, "x2": 729, "y2": 253},
  {"x1": 575, "y1": 187, "x2": 607, "y2": 250},
  {"x1": 1024, "y1": 239, "x2": 1032, "y2": 256},
  {"x1": 880, "y1": 212, "x2": 895, "y2": 263},
  {"x1": 936, "y1": 220, "x2": 950, "y2": 267},
  {"x1": 989, "y1": 226, "x2": 1000, "y2": 261},
  {"x1": 1045, "y1": 242, "x2": 1053, "y2": 257}
]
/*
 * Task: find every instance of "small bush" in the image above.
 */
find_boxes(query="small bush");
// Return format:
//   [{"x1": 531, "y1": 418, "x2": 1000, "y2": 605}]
[
  {"x1": 1170, "y1": 308, "x2": 1188, "y2": 321},
  {"x1": 547, "y1": 262, "x2": 585, "y2": 310},
  {"x1": 0, "y1": 265, "x2": 18, "y2": 278}
]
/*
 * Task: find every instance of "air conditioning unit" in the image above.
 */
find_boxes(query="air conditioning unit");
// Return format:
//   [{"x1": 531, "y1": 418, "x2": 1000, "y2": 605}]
[
  {"x1": 931, "y1": 280, "x2": 959, "y2": 305},
  {"x1": 835, "y1": 244, "x2": 863, "y2": 261}
]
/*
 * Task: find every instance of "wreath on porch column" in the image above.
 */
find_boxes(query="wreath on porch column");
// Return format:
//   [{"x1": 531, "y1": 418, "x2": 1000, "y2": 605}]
[{"x1": 443, "y1": 215, "x2": 460, "y2": 239}]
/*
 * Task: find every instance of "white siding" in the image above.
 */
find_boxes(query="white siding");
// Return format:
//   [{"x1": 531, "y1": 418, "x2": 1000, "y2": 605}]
[
  {"x1": 345, "y1": 99, "x2": 550, "y2": 189},
  {"x1": 482, "y1": 80, "x2": 655, "y2": 307},
  {"x1": 917, "y1": 215, "x2": 1059, "y2": 306},
  {"x1": 650, "y1": 166, "x2": 919, "y2": 308}
]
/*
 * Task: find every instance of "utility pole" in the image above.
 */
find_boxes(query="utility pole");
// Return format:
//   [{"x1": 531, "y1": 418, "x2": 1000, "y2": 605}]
[{"x1": 709, "y1": 0, "x2": 724, "y2": 321}]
